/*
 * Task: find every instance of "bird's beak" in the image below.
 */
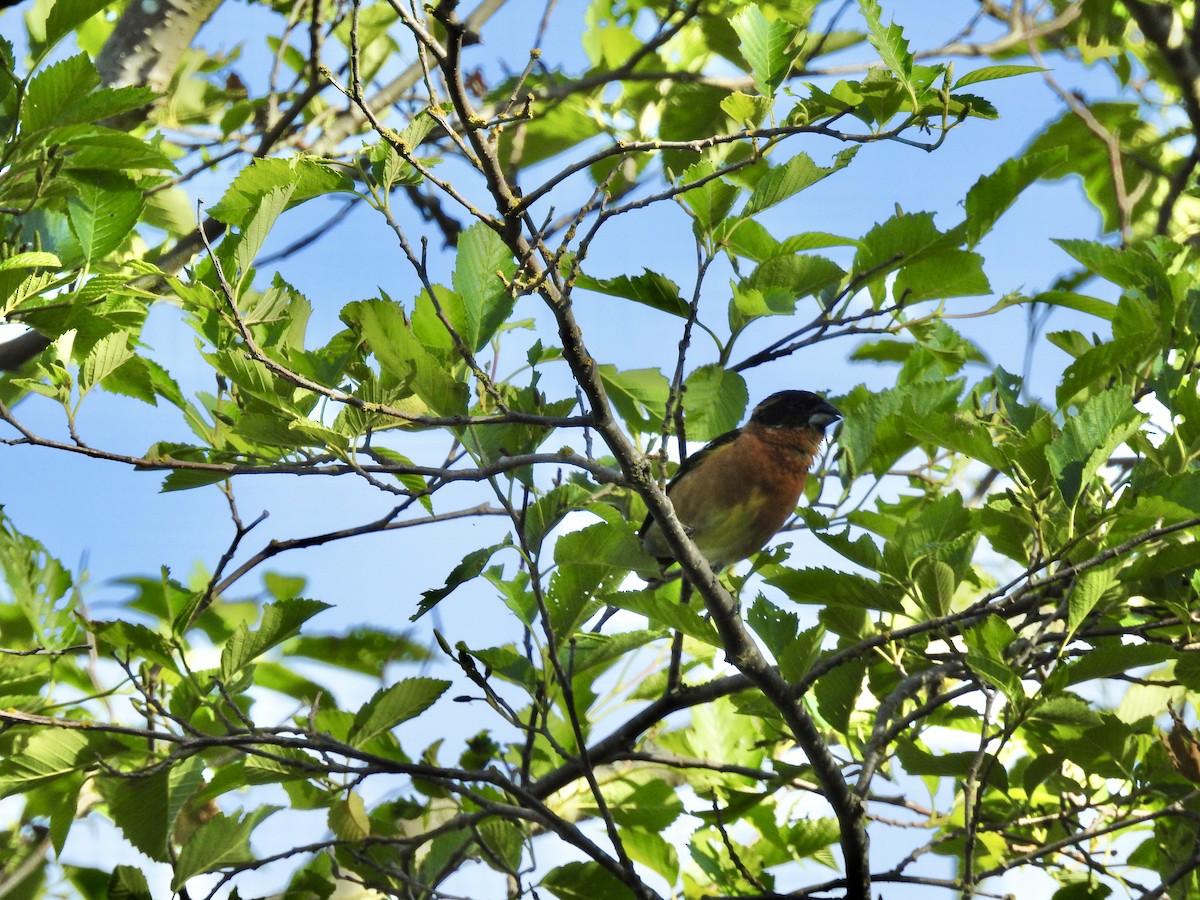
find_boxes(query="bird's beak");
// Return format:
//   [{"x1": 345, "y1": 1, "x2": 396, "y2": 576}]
[{"x1": 809, "y1": 400, "x2": 841, "y2": 429}]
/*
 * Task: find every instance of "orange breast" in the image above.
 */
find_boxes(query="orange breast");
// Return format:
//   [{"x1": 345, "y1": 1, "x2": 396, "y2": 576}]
[{"x1": 644, "y1": 424, "x2": 822, "y2": 569}]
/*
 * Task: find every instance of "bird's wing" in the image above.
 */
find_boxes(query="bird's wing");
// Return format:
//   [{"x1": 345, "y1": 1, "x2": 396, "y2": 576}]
[{"x1": 638, "y1": 426, "x2": 743, "y2": 537}]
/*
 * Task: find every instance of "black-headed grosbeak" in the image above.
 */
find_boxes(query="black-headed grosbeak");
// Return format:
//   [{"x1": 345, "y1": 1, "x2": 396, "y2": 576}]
[{"x1": 640, "y1": 390, "x2": 841, "y2": 572}]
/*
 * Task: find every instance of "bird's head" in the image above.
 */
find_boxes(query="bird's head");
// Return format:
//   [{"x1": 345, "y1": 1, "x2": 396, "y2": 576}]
[{"x1": 749, "y1": 390, "x2": 841, "y2": 432}]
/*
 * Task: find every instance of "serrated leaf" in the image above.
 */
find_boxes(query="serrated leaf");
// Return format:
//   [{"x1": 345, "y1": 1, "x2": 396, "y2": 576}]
[
  {"x1": 477, "y1": 818, "x2": 525, "y2": 872},
  {"x1": 1046, "y1": 389, "x2": 1144, "y2": 506},
  {"x1": 853, "y1": 211, "x2": 952, "y2": 304},
  {"x1": 915, "y1": 558, "x2": 956, "y2": 617},
  {"x1": 329, "y1": 792, "x2": 370, "y2": 840},
  {"x1": 79, "y1": 332, "x2": 133, "y2": 392},
  {"x1": 813, "y1": 656, "x2": 866, "y2": 734},
  {"x1": 99, "y1": 769, "x2": 170, "y2": 861},
  {"x1": 61, "y1": 129, "x2": 177, "y2": 173},
  {"x1": 603, "y1": 591, "x2": 721, "y2": 646},
  {"x1": 171, "y1": 807, "x2": 280, "y2": 890},
  {"x1": 0, "y1": 729, "x2": 96, "y2": 798},
  {"x1": 0, "y1": 252, "x2": 61, "y2": 271},
  {"x1": 860, "y1": 0, "x2": 916, "y2": 107},
  {"x1": 108, "y1": 866, "x2": 152, "y2": 900},
  {"x1": 577, "y1": 268, "x2": 688, "y2": 318},
  {"x1": 731, "y1": 6, "x2": 798, "y2": 98},
  {"x1": 348, "y1": 677, "x2": 451, "y2": 746},
  {"x1": 893, "y1": 249, "x2": 990, "y2": 301},
  {"x1": 91, "y1": 619, "x2": 178, "y2": 671},
  {"x1": 1032, "y1": 289, "x2": 1116, "y2": 321},
  {"x1": 964, "y1": 149, "x2": 1068, "y2": 248},
  {"x1": 21, "y1": 54, "x2": 100, "y2": 131},
  {"x1": 66, "y1": 172, "x2": 143, "y2": 263},
  {"x1": 219, "y1": 598, "x2": 330, "y2": 681},
  {"x1": 453, "y1": 223, "x2": 518, "y2": 351},
  {"x1": 742, "y1": 148, "x2": 858, "y2": 218},
  {"x1": 747, "y1": 595, "x2": 798, "y2": 660},
  {"x1": 43, "y1": 0, "x2": 112, "y2": 52},
  {"x1": 523, "y1": 483, "x2": 592, "y2": 557},
  {"x1": 953, "y1": 64, "x2": 1045, "y2": 89},
  {"x1": 679, "y1": 160, "x2": 740, "y2": 235},
  {"x1": 720, "y1": 90, "x2": 772, "y2": 127},
  {"x1": 233, "y1": 184, "x2": 296, "y2": 284},
  {"x1": 788, "y1": 817, "x2": 841, "y2": 858},
  {"x1": 208, "y1": 157, "x2": 349, "y2": 228},
  {"x1": 682, "y1": 365, "x2": 747, "y2": 442},
  {"x1": 1068, "y1": 563, "x2": 1118, "y2": 635},
  {"x1": 347, "y1": 297, "x2": 468, "y2": 416},
  {"x1": 599, "y1": 365, "x2": 670, "y2": 434},
  {"x1": 745, "y1": 253, "x2": 844, "y2": 303},
  {"x1": 413, "y1": 542, "x2": 506, "y2": 620}
]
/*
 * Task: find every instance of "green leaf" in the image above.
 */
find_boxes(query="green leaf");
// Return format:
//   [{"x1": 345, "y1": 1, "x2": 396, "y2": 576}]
[
  {"x1": 953, "y1": 65, "x2": 1045, "y2": 89},
  {"x1": 720, "y1": 90, "x2": 772, "y2": 127},
  {"x1": 678, "y1": 160, "x2": 740, "y2": 235},
  {"x1": 1054, "y1": 239, "x2": 1172, "y2": 296},
  {"x1": 860, "y1": 0, "x2": 916, "y2": 107},
  {"x1": 747, "y1": 595, "x2": 797, "y2": 660},
  {"x1": 413, "y1": 543, "x2": 507, "y2": 620},
  {"x1": 348, "y1": 297, "x2": 468, "y2": 416},
  {"x1": 787, "y1": 817, "x2": 841, "y2": 859},
  {"x1": 0, "y1": 729, "x2": 97, "y2": 798},
  {"x1": 964, "y1": 615, "x2": 1024, "y2": 703},
  {"x1": 1045, "y1": 389, "x2": 1144, "y2": 506},
  {"x1": 107, "y1": 866, "x2": 153, "y2": 900},
  {"x1": 477, "y1": 818, "x2": 525, "y2": 872},
  {"x1": 596, "y1": 773, "x2": 683, "y2": 829},
  {"x1": 623, "y1": 829, "x2": 680, "y2": 885},
  {"x1": 329, "y1": 791, "x2": 370, "y2": 840},
  {"x1": 1033, "y1": 289, "x2": 1116, "y2": 321},
  {"x1": 233, "y1": 184, "x2": 296, "y2": 282},
  {"x1": 542, "y1": 861, "x2": 638, "y2": 900},
  {"x1": 60, "y1": 129, "x2": 177, "y2": 173},
  {"x1": 576, "y1": 269, "x2": 688, "y2": 318},
  {"x1": 66, "y1": 172, "x2": 143, "y2": 263},
  {"x1": 730, "y1": 6, "x2": 798, "y2": 98},
  {"x1": 453, "y1": 223, "x2": 518, "y2": 351},
  {"x1": 551, "y1": 513, "x2": 655, "y2": 635},
  {"x1": 893, "y1": 249, "x2": 989, "y2": 301},
  {"x1": 79, "y1": 332, "x2": 133, "y2": 393},
  {"x1": 766, "y1": 567, "x2": 905, "y2": 613},
  {"x1": 914, "y1": 558, "x2": 956, "y2": 617},
  {"x1": 171, "y1": 807, "x2": 280, "y2": 890},
  {"x1": 746, "y1": 253, "x2": 844, "y2": 305},
  {"x1": 20, "y1": 53, "x2": 100, "y2": 131},
  {"x1": 742, "y1": 148, "x2": 859, "y2": 218},
  {"x1": 91, "y1": 619, "x2": 179, "y2": 671},
  {"x1": 964, "y1": 149, "x2": 1068, "y2": 248},
  {"x1": 219, "y1": 598, "x2": 330, "y2": 681},
  {"x1": 208, "y1": 157, "x2": 349, "y2": 228},
  {"x1": 348, "y1": 677, "x2": 451, "y2": 747},
  {"x1": 682, "y1": 365, "x2": 748, "y2": 442},
  {"x1": 0, "y1": 252, "x2": 61, "y2": 271},
  {"x1": 1068, "y1": 563, "x2": 1118, "y2": 635},
  {"x1": 99, "y1": 768, "x2": 170, "y2": 861},
  {"x1": 853, "y1": 212, "x2": 953, "y2": 304},
  {"x1": 43, "y1": 0, "x2": 112, "y2": 52},
  {"x1": 599, "y1": 365, "x2": 670, "y2": 434},
  {"x1": 813, "y1": 656, "x2": 866, "y2": 734},
  {"x1": 604, "y1": 590, "x2": 721, "y2": 646},
  {"x1": 523, "y1": 483, "x2": 593, "y2": 557}
]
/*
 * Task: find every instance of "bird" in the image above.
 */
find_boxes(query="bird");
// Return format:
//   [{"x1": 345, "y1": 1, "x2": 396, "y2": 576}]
[{"x1": 639, "y1": 390, "x2": 841, "y2": 573}]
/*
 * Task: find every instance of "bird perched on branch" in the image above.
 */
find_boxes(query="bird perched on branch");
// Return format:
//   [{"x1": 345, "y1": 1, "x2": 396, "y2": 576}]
[{"x1": 640, "y1": 390, "x2": 841, "y2": 573}]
